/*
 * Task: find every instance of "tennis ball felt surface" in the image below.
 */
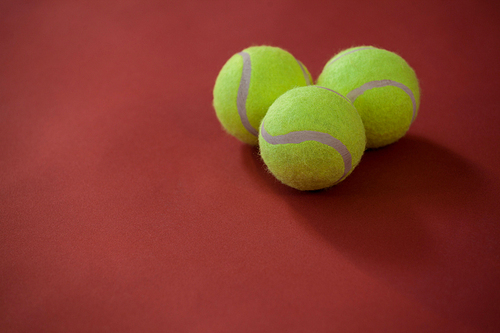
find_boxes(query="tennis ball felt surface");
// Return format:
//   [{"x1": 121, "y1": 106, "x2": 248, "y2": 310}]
[
  {"x1": 213, "y1": 46, "x2": 312, "y2": 145},
  {"x1": 259, "y1": 86, "x2": 366, "y2": 191},
  {"x1": 317, "y1": 46, "x2": 420, "y2": 149}
]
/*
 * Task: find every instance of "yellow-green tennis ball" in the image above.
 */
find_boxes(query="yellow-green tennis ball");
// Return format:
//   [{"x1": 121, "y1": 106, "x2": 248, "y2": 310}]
[
  {"x1": 259, "y1": 86, "x2": 366, "y2": 191},
  {"x1": 317, "y1": 46, "x2": 420, "y2": 149},
  {"x1": 213, "y1": 46, "x2": 312, "y2": 145}
]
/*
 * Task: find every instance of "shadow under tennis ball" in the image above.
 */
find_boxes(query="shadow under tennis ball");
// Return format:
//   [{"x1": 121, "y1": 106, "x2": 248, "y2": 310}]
[{"x1": 242, "y1": 134, "x2": 500, "y2": 331}]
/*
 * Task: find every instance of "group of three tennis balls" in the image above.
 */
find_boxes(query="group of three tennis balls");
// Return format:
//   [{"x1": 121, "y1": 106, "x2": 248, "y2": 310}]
[{"x1": 213, "y1": 45, "x2": 420, "y2": 191}]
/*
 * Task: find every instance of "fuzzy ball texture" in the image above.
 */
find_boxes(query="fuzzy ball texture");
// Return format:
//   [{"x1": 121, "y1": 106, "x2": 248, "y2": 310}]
[
  {"x1": 317, "y1": 46, "x2": 420, "y2": 149},
  {"x1": 213, "y1": 46, "x2": 312, "y2": 145},
  {"x1": 259, "y1": 86, "x2": 366, "y2": 191}
]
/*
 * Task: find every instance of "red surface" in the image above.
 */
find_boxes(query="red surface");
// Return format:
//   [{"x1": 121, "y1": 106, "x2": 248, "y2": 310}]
[{"x1": 1, "y1": 0, "x2": 500, "y2": 332}]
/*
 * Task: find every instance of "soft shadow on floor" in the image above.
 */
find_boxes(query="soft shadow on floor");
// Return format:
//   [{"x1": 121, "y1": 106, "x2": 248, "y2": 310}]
[{"x1": 241, "y1": 134, "x2": 500, "y2": 331}]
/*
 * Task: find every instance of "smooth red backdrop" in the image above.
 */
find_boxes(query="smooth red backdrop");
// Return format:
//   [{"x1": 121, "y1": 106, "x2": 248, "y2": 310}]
[{"x1": 1, "y1": 0, "x2": 499, "y2": 332}]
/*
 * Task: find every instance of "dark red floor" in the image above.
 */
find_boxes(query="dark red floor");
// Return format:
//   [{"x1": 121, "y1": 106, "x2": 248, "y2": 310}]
[{"x1": 1, "y1": 1, "x2": 499, "y2": 332}]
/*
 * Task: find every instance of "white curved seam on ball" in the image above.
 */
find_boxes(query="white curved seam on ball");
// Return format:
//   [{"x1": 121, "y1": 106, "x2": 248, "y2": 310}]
[
  {"x1": 346, "y1": 80, "x2": 417, "y2": 123},
  {"x1": 315, "y1": 86, "x2": 352, "y2": 104},
  {"x1": 237, "y1": 52, "x2": 258, "y2": 136},
  {"x1": 324, "y1": 46, "x2": 376, "y2": 69},
  {"x1": 260, "y1": 121, "x2": 352, "y2": 184},
  {"x1": 296, "y1": 60, "x2": 311, "y2": 85}
]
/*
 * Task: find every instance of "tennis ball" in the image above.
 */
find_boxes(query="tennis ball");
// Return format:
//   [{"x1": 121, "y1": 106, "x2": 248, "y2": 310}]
[
  {"x1": 259, "y1": 86, "x2": 366, "y2": 191},
  {"x1": 213, "y1": 46, "x2": 312, "y2": 145},
  {"x1": 317, "y1": 46, "x2": 420, "y2": 149}
]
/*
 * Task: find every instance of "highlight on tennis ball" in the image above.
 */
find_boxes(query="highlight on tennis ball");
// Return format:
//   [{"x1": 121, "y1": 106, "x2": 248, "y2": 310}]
[
  {"x1": 259, "y1": 86, "x2": 366, "y2": 191},
  {"x1": 317, "y1": 46, "x2": 420, "y2": 149},
  {"x1": 213, "y1": 45, "x2": 312, "y2": 146}
]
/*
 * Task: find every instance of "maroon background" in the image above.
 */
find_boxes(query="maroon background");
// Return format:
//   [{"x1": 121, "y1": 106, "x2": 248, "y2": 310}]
[{"x1": 1, "y1": 0, "x2": 500, "y2": 332}]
